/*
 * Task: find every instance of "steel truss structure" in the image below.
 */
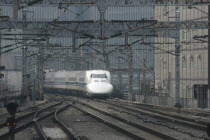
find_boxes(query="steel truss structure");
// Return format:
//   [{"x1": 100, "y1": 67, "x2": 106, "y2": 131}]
[
  {"x1": 0, "y1": 20, "x2": 210, "y2": 39},
  {"x1": 0, "y1": 0, "x2": 209, "y2": 107},
  {"x1": 1, "y1": 0, "x2": 210, "y2": 6}
]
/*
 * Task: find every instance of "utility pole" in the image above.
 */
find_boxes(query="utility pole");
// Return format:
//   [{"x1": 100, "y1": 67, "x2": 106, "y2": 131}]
[
  {"x1": 98, "y1": 0, "x2": 108, "y2": 70},
  {"x1": 142, "y1": 58, "x2": 146, "y2": 99},
  {"x1": 65, "y1": 45, "x2": 69, "y2": 71},
  {"x1": 138, "y1": 68, "x2": 141, "y2": 95},
  {"x1": 21, "y1": 9, "x2": 28, "y2": 104},
  {"x1": 175, "y1": 7, "x2": 181, "y2": 106},
  {"x1": 32, "y1": 57, "x2": 35, "y2": 106},
  {"x1": 72, "y1": 33, "x2": 76, "y2": 70},
  {"x1": 102, "y1": 42, "x2": 109, "y2": 70},
  {"x1": 37, "y1": 42, "x2": 44, "y2": 100},
  {"x1": 0, "y1": 30, "x2": 1, "y2": 66},
  {"x1": 208, "y1": 5, "x2": 210, "y2": 108},
  {"x1": 118, "y1": 56, "x2": 122, "y2": 91},
  {"x1": 22, "y1": 46, "x2": 28, "y2": 103},
  {"x1": 80, "y1": 39, "x2": 84, "y2": 70},
  {"x1": 104, "y1": 54, "x2": 108, "y2": 70},
  {"x1": 128, "y1": 44, "x2": 133, "y2": 101},
  {"x1": 125, "y1": 33, "x2": 134, "y2": 101},
  {"x1": 98, "y1": 0, "x2": 106, "y2": 40},
  {"x1": 13, "y1": 0, "x2": 18, "y2": 20},
  {"x1": 0, "y1": 31, "x2": 2, "y2": 107}
]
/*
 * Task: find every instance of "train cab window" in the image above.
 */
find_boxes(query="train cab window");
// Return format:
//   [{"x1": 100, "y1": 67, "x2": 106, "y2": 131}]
[{"x1": 90, "y1": 74, "x2": 107, "y2": 78}]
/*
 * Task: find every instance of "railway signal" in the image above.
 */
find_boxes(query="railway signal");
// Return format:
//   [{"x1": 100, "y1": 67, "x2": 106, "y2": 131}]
[
  {"x1": 0, "y1": 65, "x2": 5, "y2": 78},
  {"x1": 6, "y1": 102, "x2": 18, "y2": 115},
  {"x1": 0, "y1": 73, "x2": 4, "y2": 78},
  {"x1": 6, "y1": 117, "x2": 17, "y2": 126},
  {"x1": 0, "y1": 65, "x2": 5, "y2": 70},
  {"x1": 207, "y1": 123, "x2": 210, "y2": 137},
  {"x1": 6, "y1": 102, "x2": 18, "y2": 140}
]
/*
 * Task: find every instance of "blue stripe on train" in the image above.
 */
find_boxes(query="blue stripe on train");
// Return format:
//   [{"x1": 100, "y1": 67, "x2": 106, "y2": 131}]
[{"x1": 44, "y1": 81, "x2": 87, "y2": 86}]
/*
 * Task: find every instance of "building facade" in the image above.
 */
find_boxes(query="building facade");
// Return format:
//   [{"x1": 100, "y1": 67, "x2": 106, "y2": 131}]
[{"x1": 153, "y1": 6, "x2": 208, "y2": 108}]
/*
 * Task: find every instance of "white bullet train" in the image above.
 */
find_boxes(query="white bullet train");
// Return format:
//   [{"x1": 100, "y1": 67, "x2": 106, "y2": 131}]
[{"x1": 44, "y1": 70, "x2": 113, "y2": 97}]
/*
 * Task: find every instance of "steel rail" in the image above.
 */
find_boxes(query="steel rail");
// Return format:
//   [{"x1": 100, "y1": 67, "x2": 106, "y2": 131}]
[
  {"x1": 33, "y1": 101, "x2": 62, "y2": 120},
  {"x1": 0, "y1": 101, "x2": 62, "y2": 139},
  {"x1": 33, "y1": 101, "x2": 62, "y2": 140},
  {"x1": 53, "y1": 104, "x2": 86, "y2": 140},
  {"x1": 0, "y1": 101, "x2": 58, "y2": 129},
  {"x1": 129, "y1": 100, "x2": 210, "y2": 115},
  {"x1": 0, "y1": 101, "x2": 48, "y2": 127},
  {"x1": 72, "y1": 104, "x2": 146, "y2": 140},
  {"x1": 70, "y1": 98, "x2": 178, "y2": 140},
  {"x1": 97, "y1": 100, "x2": 207, "y2": 130},
  {"x1": 107, "y1": 99, "x2": 210, "y2": 126}
]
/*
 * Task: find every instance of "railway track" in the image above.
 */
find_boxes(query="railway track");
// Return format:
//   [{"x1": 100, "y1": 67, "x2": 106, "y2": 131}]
[
  {"x1": 96, "y1": 99, "x2": 208, "y2": 139},
  {"x1": 0, "y1": 97, "x2": 90, "y2": 140},
  {"x1": 53, "y1": 104, "x2": 90, "y2": 140},
  {"x1": 98, "y1": 99, "x2": 209, "y2": 129},
  {"x1": 0, "y1": 94, "x2": 58, "y2": 127},
  {"x1": 2, "y1": 94, "x2": 209, "y2": 140},
  {"x1": 63, "y1": 95, "x2": 209, "y2": 140},
  {"x1": 105, "y1": 99, "x2": 210, "y2": 127},
  {"x1": 0, "y1": 101, "x2": 48, "y2": 125},
  {"x1": 0, "y1": 100, "x2": 60, "y2": 129},
  {"x1": 0, "y1": 101, "x2": 63, "y2": 139},
  {"x1": 57, "y1": 98, "x2": 134, "y2": 140},
  {"x1": 61, "y1": 97, "x2": 178, "y2": 140},
  {"x1": 32, "y1": 101, "x2": 64, "y2": 139},
  {"x1": 117, "y1": 99, "x2": 210, "y2": 117}
]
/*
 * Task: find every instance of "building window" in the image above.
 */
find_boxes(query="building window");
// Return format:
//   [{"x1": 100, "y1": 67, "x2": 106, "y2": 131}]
[
  {"x1": 183, "y1": 85, "x2": 190, "y2": 98},
  {"x1": 183, "y1": 60, "x2": 187, "y2": 69},
  {"x1": 182, "y1": 56, "x2": 187, "y2": 69},
  {"x1": 160, "y1": 57, "x2": 166, "y2": 69},
  {"x1": 182, "y1": 30, "x2": 188, "y2": 41},
  {"x1": 189, "y1": 55, "x2": 194, "y2": 68},
  {"x1": 163, "y1": 61, "x2": 167, "y2": 69},
  {"x1": 190, "y1": 60, "x2": 193, "y2": 68},
  {"x1": 196, "y1": 54, "x2": 201, "y2": 60},
  {"x1": 193, "y1": 85, "x2": 198, "y2": 99},
  {"x1": 163, "y1": 7, "x2": 168, "y2": 16}
]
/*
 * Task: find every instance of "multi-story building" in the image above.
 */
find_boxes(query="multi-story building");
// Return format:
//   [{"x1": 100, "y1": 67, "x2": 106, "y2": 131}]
[{"x1": 154, "y1": 6, "x2": 208, "y2": 108}]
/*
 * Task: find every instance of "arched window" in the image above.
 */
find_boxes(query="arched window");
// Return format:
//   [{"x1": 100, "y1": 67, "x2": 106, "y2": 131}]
[
  {"x1": 182, "y1": 30, "x2": 188, "y2": 41},
  {"x1": 196, "y1": 54, "x2": 201, "y2": 60},
  {"x1": 182, "y1": 55, "x2": 187, "y2": 69},
  {"x1": 188, "y1": 55, "x2": 194, "y2": 68}
]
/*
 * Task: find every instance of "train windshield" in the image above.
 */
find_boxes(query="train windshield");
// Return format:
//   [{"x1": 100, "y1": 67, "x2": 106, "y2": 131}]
[{"x1": 91, "y1": 74, "x2": 107, "y2": 78}]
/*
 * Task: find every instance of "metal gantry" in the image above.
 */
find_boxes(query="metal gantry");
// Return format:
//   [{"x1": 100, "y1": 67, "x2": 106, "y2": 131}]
[
  {"x1": 174, "y1": 7, "x2": 181, "y2": 106},
  {"x1": 0, "y1": 0, "x2": 210, "y2": 107},
  {"x1": 1, "y1": 0, "x2": 210, "y2": 6},
  {"x1": 208, "y1": 5, "x2": 210, "y2": 107},
  {"x1": 21, "y1": 9, "x2": 29, "y2": 103}
]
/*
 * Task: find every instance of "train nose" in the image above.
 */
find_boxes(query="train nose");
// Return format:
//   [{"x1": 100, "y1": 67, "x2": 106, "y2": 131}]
[{"x1": 87, "y1": 83, "x2": 113, "y2": 94}]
